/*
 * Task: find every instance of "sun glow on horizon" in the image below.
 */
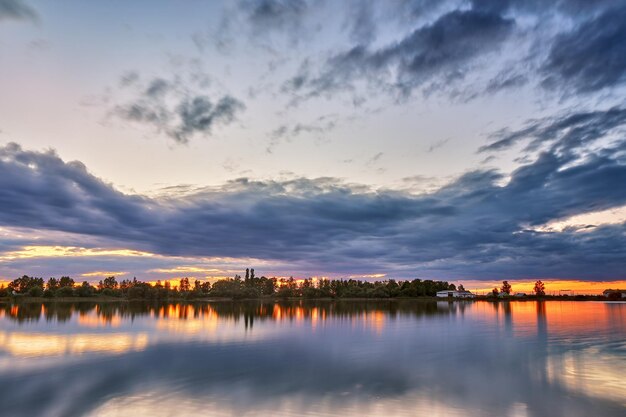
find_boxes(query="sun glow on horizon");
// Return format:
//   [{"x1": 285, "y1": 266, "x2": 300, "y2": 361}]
[
  {"x1": 0, "y1": 246, "x2": 156, "y2": 260},
  {"x1": 81, "y1": 271, "x2": 129, "y2": 278},
  {"x1": 529, "y1": 206, "x2": 626, "y2": 233},
  {"x1": 459, "y1": 279, "x2": 626, "y2": 295}
]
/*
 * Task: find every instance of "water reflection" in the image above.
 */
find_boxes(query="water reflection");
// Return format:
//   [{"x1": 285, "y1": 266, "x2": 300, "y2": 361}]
[{"x1": 0, "y1": 300, "x2": 624, "y2": 416}]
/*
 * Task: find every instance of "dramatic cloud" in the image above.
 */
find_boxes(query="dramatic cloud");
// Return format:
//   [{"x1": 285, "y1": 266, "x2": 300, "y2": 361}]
[
  {"x1": 480, "y1": 106, "x2": 626, "y2": 155},
  {"x1": 276, "y1": 0, "x2": 625, "y2": 104},
  {"x1": 1, "y1": 139, "x2": 625, "y2": 280},
  {"x1": 290, "y1": 9, "x2": 515, "y2": 99},
  {"x1": 542, "y1": 5, "x2": 626, "y2": 94},
  {"x1": 112, "y1": 75, "x2": 245, "y2": 144},
  {"x1": 2, "y1": 1, "x2": 626, "y2": 281},
  {"x1": 0, "y1": 0, "x2": 37, "y2": 22}
]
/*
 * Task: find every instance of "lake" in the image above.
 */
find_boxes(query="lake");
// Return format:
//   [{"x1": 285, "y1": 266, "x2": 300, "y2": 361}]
[{"x1": 0, "y1": 300, "x2": 624, "y2": 416}]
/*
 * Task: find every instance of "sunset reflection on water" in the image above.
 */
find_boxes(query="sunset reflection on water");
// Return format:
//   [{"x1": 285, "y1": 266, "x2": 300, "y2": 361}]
[{"x1": 0, "y1": 300, "x2": 624, "y2": 416}]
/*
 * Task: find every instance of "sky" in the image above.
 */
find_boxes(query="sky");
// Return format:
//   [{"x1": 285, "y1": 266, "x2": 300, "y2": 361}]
[{"x1": 1, "y1": 0, "x2": 625, "y2": 292}]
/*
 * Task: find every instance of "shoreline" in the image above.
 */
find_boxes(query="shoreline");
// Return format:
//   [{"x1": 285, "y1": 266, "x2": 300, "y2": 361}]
[{"x1": 0, "y1": 295, "x2": 612, "y2": 304}]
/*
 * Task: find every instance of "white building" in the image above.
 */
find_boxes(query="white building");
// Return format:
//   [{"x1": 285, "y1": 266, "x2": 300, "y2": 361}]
[{"x1": 436, "y1": 290, "x2": 475, "y2": 298}]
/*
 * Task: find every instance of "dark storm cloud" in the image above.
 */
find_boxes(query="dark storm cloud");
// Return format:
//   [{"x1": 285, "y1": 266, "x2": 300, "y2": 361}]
[
  {"x1": 541, "y1": 5, "x2": 626, "y2": 94},
  {"x1": 444, "y1": 0, "x2": 617, "y2": 17},
  {"x1": 1, "y1": 138, "x2": 626, "y2": 280},
  {"x1": 480, "y1": 106, "x2": 626, "y2": 155},
  {"x1": 289, "y1": 9, "x2": 515, "y2": 99},
  {"x1": 112, "y1": 75, "x2": 245, "y2": 144},
  {"x1": 0, "y1": 0, "x2": 37, "y2": 21},
  {"x1": 278, "y1": 0, "x2": 625, "y2": 104},
  {"x1": 0, "y1": 143, "x2": 157, "y2": 237}
]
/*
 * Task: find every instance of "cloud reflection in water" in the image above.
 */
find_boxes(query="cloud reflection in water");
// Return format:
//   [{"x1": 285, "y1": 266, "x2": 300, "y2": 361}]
[{"x1": 0, "y1": 301, "x2": 624, "y2": 417}]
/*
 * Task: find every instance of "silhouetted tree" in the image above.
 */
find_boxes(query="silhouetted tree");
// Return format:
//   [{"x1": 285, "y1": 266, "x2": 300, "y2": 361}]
[
  {"x1": 28, "y1": 286, "x2": 44, "y2": 297},
  {"x1": 501, "y1": 281, "x2": 512, "y2": 295},
  {"x1": 386, "y1": 279, "x2": 400, "y2": 297},
  {"x1": 9, "y1": 268, "x2": 462, "y2": 301},
  {"x1": 261, "y1": 277, "x2": 276, "y2": 295},
  {"x1": 76, "y1": 281, "x2": 95, "y2": 297},
  {"x1": 317, "y1": 279, "x2": 332, "y2": 297},
  {"x1": 99, "y1": 276, "x2": 118, "y2": 290},
  {"x1": 8, "y1": 275, "x2": 44, "y2": 294},
  {"x1": 179, "y1": 277, "x2": 191, "y2": 292},
  {"x1": 46, "y1": 277, "x2": 59, "y2": 291},
  {"x1": 56, "y1": 285, "x2": 75, "y2": 297},
  {"x1": 59, "y1": 276, "x2": 75, "y2": 288},
  {"x1": 533, "y1": 280, "x2": 545, "y2": 296}
]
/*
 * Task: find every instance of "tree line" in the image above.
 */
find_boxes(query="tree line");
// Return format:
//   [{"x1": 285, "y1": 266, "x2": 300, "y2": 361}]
[
  {"x1": 1, "y1": 299, "x2": 458, "y2": 324},
  {"x1": 490, "y1": 280, "x2": 546, "y2": 297},
  {"x1": 0, "y1": 268, "x2": 458, "y2": 300}
]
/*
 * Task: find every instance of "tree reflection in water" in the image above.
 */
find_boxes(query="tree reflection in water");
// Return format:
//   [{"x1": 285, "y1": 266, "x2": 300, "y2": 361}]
[{"x1": 0, "y1": 300, "x2": 624, "y2": 417}]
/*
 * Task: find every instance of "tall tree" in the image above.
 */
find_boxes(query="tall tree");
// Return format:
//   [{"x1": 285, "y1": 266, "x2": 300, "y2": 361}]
[
  {"x1": 501, "y1": 281, "x2": 512, "y2": 295},
  {"x1": 533, "y1": 280, "x2": 545, "y2": 296},
  {"x1": 9, "y1": 276, "x2": 44, "y2": 293},
  {"x1": 99, "y1": 276, "x2": 118, "y2": 290},
  {"x1": 179, "y1": 277, "x2": 190, "y2": 292},
  {"x1": 46, "y1": 277, "x2": 59, "y2": 291},
  {"x1": 59, "y1": 276, "x2": 75, "y2": 288},
  {"x1": 77, "y1": 281, "x2": 95, "y2": 297}
]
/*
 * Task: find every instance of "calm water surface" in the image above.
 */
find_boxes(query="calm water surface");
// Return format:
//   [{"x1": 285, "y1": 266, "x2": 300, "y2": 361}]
[{"x1": 0, "y1": 300, "x2": 624, "y2": 417}]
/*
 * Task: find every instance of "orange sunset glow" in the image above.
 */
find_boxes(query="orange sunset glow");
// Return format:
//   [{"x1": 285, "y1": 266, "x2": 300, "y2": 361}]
[{"x1": 2, "y1": 2, "x2": 626, "y2": 416}]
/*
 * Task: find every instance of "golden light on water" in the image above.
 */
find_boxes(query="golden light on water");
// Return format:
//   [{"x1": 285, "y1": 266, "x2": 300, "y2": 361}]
[
  {"x1": 77, "y1": 314, "x2": 122, "y2": 328},
  {"x1": 547, "y1": 350, "x2": 626, "y2": 406},
  {"x1": 0, "y1": 300, "x2": 624, "y2": 416},
  {"x1": 87, "y1": 390, "x2": 487, "y2": 417},
  {"x1": 0, "y1": 331, "x2": 148, "y2": 357}
]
